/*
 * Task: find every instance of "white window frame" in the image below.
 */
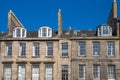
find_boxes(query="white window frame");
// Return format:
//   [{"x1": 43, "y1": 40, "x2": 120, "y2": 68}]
[
  {"x1": 46, "y1": 42, "x2": 53, "y2": 57},
  {"x1": 19, "y1": 43, "x2": 26, "y2": 57},
  {"x1": 97, "y1": 25, "x2": 112, "y2": 36},
  {"x1": 78, "y1": 65, "x2": 85, "y2": 80},
  {"x1": 92, "y1": 42, "x2": 100, "y2": 56},
  {"x1": 13, "y1": 27, "x2": 27, "y2": 38},
  {"x1": 4, "y1": 64, "x2": 12, "y2": 80},
  {"x1": 5, "y1": 43, "x2": 12, "y2": 57},
  {"x1": 32, "y1": 64, "x2": 39, "y2": 80},
  {"x1": 45, "y1": 64, "x2": 53, "y2": 80},
  {"x1": 108, "y1": 65, "x2": 116, "y2": 80},
  {"x1": 18, "y1": 64, "x2": 26, "y2": 80},
  {"x1": 38, "y1": 26, "x2": 52, "y2": 37},
  {"x1": 78, "y1": 42, "x2": 86, "y2": 56},
  {"x1": 93, "y1": 65, "x2": 100, "y2": 80},
  {"x1": 107, "y1": 42, "x2": 115, "y2": 56},
  {"x1": 33, "y1": 42, "x2": 40, "y2": 57}
]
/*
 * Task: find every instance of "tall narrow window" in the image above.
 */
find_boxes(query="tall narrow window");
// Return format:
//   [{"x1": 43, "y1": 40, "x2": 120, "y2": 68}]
[
  {"x1": 16, "y1": 28, "x2": 21, "y2": 37},
  {"x1": 62, "y1": 43, "x2": 68, "y2": 57},
  {"x1": 107, "y1": 42, "x2": 115, "y2": 56},
  {"x1": 93, "y1": 42, "x2": 100, "y2": 56},
  {"x1": 78, "y1": 42, "x2": 86, "y2": 56},
  {"x1": 33, "y1": 42, "x2": 39, "y2": 57},
  {"x1": 45, "y1": 64, "x2": 53, "y2": 80},
  {"x1": 48, "y1": 28, "x2": 51, "y2": 37},
  {"x1": 5, "y1": 43, "x2": 12, "y2": 57},
  {"x1": 108, "y1": 65, "x2": 116, "y2": 80},
  {"x1": 42, "y1": 28, "x2": 47, "y2": 37},
  {"x1": 47, "y1": 42, "x2": 53, "y2": 57},
  {"x1": 62, "y1": 65, "x2": 68, "y2": 80},
  {"x1": 22, "y1": 29, "x2": 26, "y2": 37},
  {"x1": 78, "y1": 65, "x2": 85, "y2": 79},
  {"x1": 4, "y1": 64, "x2": 12, "y2": 80},
  {"x1": 32, "y1": 64, "x2": 39, "y2": 80},
  {"x1": 93, "y1": 65, "x2": 100, "y2": 80},
  {"x1": 18, "y1": 64, "x2": 25, "y2": 80},
  {"x1": 19, "y1": 43, "x2": 26, "y2": 57}
]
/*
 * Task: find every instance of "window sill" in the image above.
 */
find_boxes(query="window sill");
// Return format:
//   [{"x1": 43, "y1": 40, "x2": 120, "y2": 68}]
[
  {"x1": 45, "y1": 56, "x2": 53, "y2": 58},
  {"x1": 92, "y1": 55, "x2": 100, "y2": 57},
  {"x1": 78, "y1": 55, "x2": 86, "y2": 57},
  {"x1": 18, "y1": 56, "x2": 26, "y2": 58},
  {"x1": 78, "y1": 78, "x2": 86, "y2": 80},
  {"x1": 61, "y1": 56, "x2": 69, "y2": 58},
  {"x1": 107, "y1": 55, "x2": 115, "y2": 57},
  {"x1": 4, "y1": 56, "x2": 12, "y2": 58},
  {"x1": 32, "y1": 56, "x2": 40, "y2": 58}
]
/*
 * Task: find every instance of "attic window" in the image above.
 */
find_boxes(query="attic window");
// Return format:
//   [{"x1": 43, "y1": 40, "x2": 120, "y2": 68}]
[
  {"x1": 97, "y1": 25, "x2": 112, "y2": 36},
  {"x1": 13, "y1": 27, "x2": 27, "y2": 38},
  {"x1": 38, "y1": 26, "x2": 52, "y2": 37}
]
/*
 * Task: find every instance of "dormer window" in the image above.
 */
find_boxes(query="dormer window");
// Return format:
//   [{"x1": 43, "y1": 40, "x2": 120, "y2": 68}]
[
  {"x1": 38, "y1": 26, "x2": 52, "y2": 37},
  {"x1": 97, "y1": 25, "x2": 112, "y2": 36},
  {"x1": 13, "y1": 27, "x2": 27, "y2": 38}
]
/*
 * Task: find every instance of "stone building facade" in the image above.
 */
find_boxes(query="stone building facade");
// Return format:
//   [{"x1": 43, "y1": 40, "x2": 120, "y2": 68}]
[{"x1": 0, "y1": 0, "x2": 120, "y2": 80}]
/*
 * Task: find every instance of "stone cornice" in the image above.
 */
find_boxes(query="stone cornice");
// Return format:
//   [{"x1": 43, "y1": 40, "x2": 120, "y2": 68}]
[
  {"x1": 70, "y1": 37, "x2": 120, "y2": 40},
  {"x1": 0, "y1": 37, "x2": 59, "y2": 41},
  {"x1": 0, "y1": 36, "x2": 120, "y2": 41}
]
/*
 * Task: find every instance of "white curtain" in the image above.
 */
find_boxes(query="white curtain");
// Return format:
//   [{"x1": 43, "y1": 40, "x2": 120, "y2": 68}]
[
  {"x1": 18, "y1": 65, "x2": 25, "y2": 80},
  {"x1": 46, "y1": 64, "x2": 53, "y2": 80},
  {"x1": 4, "y1": 66, "x2": 11, "y2": 80},
  {"x1": 32, "y1": 65, "x2": 39, "y2": 80}
]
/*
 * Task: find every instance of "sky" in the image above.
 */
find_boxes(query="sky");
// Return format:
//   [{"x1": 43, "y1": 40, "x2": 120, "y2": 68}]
[{"x1": 0, "y1": 0, "x2": 120, "y2": 32}]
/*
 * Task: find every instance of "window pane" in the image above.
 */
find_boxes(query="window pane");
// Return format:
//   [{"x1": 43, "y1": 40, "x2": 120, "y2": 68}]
[
  {"x1": 32, "y1": 64, "x2": 39, "y2": 80},
  {"x1": 33, "y1": 43, "x2": 39, "y2": 56},
  {"x1": 79, "y1": 42, "x2": 86, "y2": 56},
  {"x1": 47, "y1": 42, "x2": 53, "y2": 56},
  {"x1": 108, "y1": 65, "x2": 116, "y2": 79},
  {"x1": 16, "y1": 28, "x2": 21, "y2": 37},
  {"x1": 4, "y1": 64, "x2": 12, "y2": 80},
  {"x1": 22, "y1": 29, "x2": 25, "y2": 37},
  {"x1": 18, "y1": 64, "x2": 25, "y2": 80},
  {"x1": 6, "y1": 43, "x2": 12, "y2": 56},
  {"x1": 93, "y1": 42, "x2": 100, "y2": 56},
  {"x1": 103, "y1": 26, "x2": 108, "y2": 34},
  {"x1": 42, "y1": 28, "x2": 47, "y2": 37},
  {"x1": 62, "y1": 43, "x2": 68, "y2": 57},
  {"x1": 79, "y1": 65, "x2": 85, "y2": 79},
  {"x1": 93, "y1": 65, "x2": 100, "y2": 79},
  {"x1": 45, "y1": 64, "x2": 53, "y2": 80},
  {"x1": 62, "y1": 65, "x2": 68, "y2": 80},
  {"x1": 107, "y1": 42, "x2": 115, "y2": 56},
  {"x1": 19, "y1": 43, "x2": 26, "y2": 57},
  {"x1": 48, "y1": 29, "x2": 51, "y2": 37}
]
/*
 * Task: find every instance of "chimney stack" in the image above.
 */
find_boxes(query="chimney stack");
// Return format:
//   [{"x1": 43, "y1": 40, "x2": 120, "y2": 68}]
[
  {"x1": 58, "y1": 9, "x2": 62, "y2": 36},
  {"x1": 113, "y1": 0, "x2": 117, "y2": 18}
]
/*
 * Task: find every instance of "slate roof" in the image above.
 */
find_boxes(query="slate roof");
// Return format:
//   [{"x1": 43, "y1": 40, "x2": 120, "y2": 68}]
[
  {"x1": 76, "y1": 30, "x2": 96, "y2": 37},
  {"x1": 0, "y1": 30, "x2": 97, "y2": 39},
  {"x1": 0, "y1": 32, "x2": 8, "y2": 38}
]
